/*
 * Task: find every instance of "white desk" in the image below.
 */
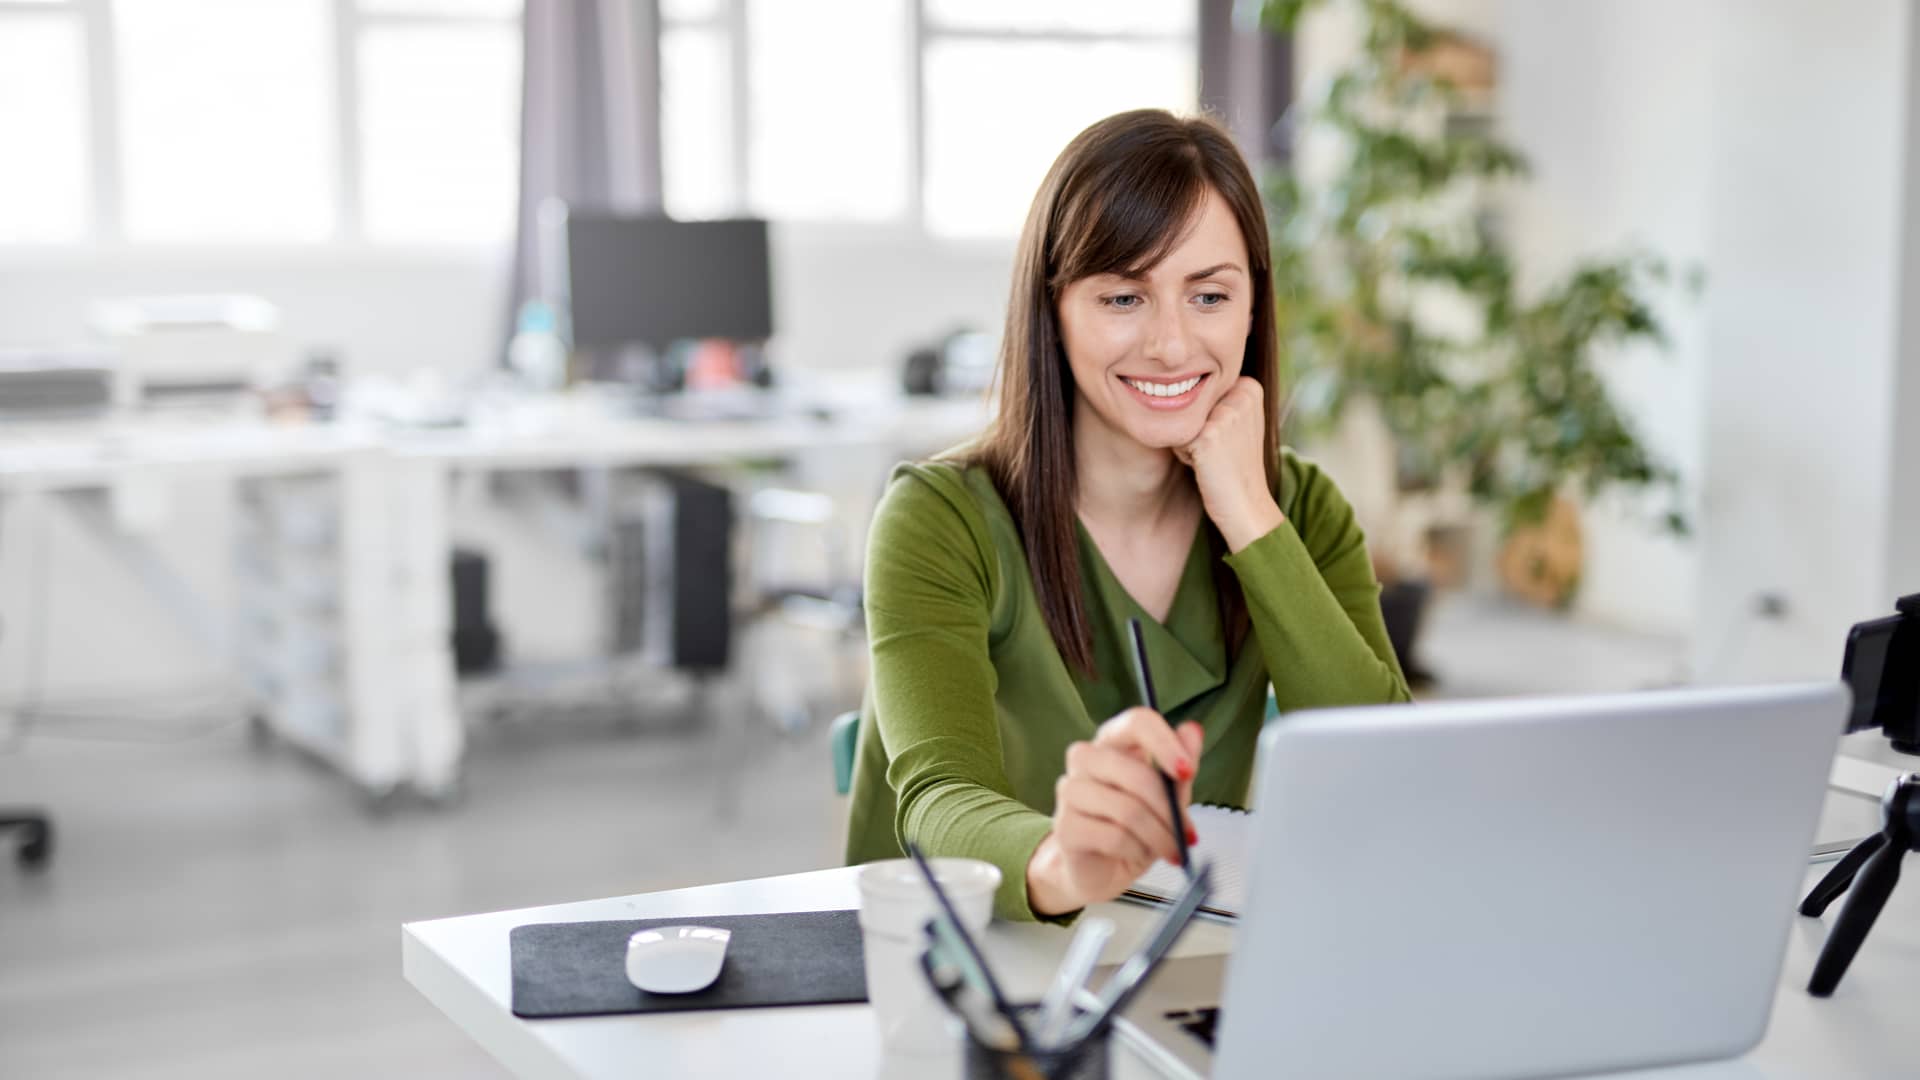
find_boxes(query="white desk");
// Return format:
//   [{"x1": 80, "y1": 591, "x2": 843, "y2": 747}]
[
  {"x1": 402, "y1": 833, "x2": 1920, "y2": 1079},
  {"x1": 0, "y1": 395, "x2": 988, "y2": 803}
]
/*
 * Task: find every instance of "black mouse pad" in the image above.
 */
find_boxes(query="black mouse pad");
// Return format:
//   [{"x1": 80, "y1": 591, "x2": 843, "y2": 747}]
[{"x1": 509, "y1": 909, "x2": 868, "y2": 1019}]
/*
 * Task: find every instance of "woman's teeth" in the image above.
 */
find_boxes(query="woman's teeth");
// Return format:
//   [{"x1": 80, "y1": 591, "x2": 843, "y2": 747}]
[{"x1": 1122, "y1": 375, "x2": 1203, "y2": 398}]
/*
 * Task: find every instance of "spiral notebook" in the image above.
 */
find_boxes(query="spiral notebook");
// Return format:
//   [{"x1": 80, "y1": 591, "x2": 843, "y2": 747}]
[{"x1": 1126, "y1": 804, "x2": 1252, "y2": 919}]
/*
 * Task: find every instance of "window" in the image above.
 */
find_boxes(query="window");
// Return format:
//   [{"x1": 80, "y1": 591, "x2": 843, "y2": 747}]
[
  {"x1": 0, "y1": 0, "x2": 521, "y2": 247},
  {"x1": 114, "y1": 0, "x2": 340, "y2": 243},
  {"x1": 921, "y1": 38, "x2": 1194, "y2": 238},
  {"x1": 920, "y1": 0, "x2": 1189, "y2": 35},
  {"x1": 921, "y1": 1, "x2": 1194, "y2": 238},
  {"x1": 744, "y1": 0, "x2": 909, "y2": 223},
  {"x1": 662, "y1": 0, "x2": 914, "y2": 223},
  {"x1": 660, "y1": 7, "x2": 737, "y2": 220},
  {"x1": 354, "y1": 0, "x2": 522, "y2": 244},
  {"x1": 658, "y1": 0, "x2": 1197, "y2": 237},
  {"x1": 0, "y1": 2, "x2": 91, "y2": 243}
]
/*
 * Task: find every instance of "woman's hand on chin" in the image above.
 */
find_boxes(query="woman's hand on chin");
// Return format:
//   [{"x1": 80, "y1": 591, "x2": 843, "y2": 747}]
[
  {"x1": 1175, "y1": 375, "x2": 1284, "y2": 551},
  {"x1": 1026, "y1": 708, "x2": 1205, "y2": 916}
]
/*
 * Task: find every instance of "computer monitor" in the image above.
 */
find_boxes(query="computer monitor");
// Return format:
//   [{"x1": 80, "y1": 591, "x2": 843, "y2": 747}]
[{"x1": 560, "y1": 211, "x2": 773, "y2": 351}]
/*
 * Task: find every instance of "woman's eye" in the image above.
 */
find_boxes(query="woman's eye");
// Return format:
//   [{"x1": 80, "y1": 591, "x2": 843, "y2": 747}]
[
  {"x1": 1195, "y1": 292, "x2": 1229, "y2": 308},
  {"x1": 1102, "y1": 294, "x2": 1142, "y2": 310}
]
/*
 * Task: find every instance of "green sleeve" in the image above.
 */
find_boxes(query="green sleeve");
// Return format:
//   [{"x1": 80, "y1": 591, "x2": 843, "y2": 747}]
[
  {"x1": 1222, "y1": 453, "x2": 1412, "y2": 710},
  {"x1": 864, "y1": 467, "x2": 1057, "y2": 921}
]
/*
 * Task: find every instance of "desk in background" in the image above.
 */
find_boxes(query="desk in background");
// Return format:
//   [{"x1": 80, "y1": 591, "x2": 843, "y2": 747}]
[{"x1": 0, "y1": 392, "x2": 988, "y2": 804}]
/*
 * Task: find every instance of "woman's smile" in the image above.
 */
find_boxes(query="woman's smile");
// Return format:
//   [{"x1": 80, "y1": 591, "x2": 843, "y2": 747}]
[{"x1": 1118, "y1": 371, "x2": 1211, "y2": 410}]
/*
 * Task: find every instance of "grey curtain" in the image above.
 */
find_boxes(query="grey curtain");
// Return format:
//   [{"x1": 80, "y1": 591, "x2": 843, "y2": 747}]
[{"x1": 505, "y1": 0, "x2": 664, "y2": 358}]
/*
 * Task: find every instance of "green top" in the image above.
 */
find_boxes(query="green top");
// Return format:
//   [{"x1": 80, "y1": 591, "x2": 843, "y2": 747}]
[{"x1": 844, "y1": 448, "x2": 1411, "y2": 921}]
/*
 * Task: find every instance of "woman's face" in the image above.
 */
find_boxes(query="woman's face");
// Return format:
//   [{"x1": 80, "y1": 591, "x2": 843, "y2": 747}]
[{"x1": 1057, "y1": 187, "x2": 1254, "y2": 454}]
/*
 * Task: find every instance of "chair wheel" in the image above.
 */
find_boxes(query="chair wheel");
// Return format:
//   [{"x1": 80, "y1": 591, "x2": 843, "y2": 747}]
[{"x1": 17, "y1": 822, "x2": 52, "y2": 870}]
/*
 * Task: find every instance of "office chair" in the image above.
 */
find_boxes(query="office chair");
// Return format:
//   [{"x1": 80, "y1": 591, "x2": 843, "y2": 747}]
[
  {"x1": 741, "y1": 486, "x2": 866, "y2": 733},
  {"x1": 831, "y1": 710, "x2": 860, "y2": 795},
  {"x1": 1, "y1": 808, "x2": 52, "y2": 870}
]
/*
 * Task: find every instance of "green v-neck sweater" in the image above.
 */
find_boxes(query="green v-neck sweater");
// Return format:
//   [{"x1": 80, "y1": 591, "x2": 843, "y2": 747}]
[{"x1": 844, "y1": 448, "x2": 1411, "y2": 921}]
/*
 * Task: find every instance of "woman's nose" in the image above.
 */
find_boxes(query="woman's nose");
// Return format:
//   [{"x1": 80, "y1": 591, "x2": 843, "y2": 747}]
[{"x1": 1144, "y1": 304, "x2": 1193, "y2": 367}]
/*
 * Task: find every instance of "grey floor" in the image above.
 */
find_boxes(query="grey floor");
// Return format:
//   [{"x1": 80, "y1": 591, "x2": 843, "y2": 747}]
[
  {"x1": 0, "y1": 679, "x2": 846, "y2": 1079},
  {"x1": 0, "y1": 596, "x2": 1825, "y2": 1078}
]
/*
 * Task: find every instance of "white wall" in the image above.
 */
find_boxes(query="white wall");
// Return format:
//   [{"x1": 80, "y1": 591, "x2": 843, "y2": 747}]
[
  {"x1": 1692, "y1": 0, "x2": 1911, "y2": 682},
  {"x1": 0, "y1": 248, "x2": 512, "y2": 377},
  {"x1": 770, "y1": 225, "x2": 1011, "y2": 372},
  {"x1": 1890, "y1": 6, "x2": 1920, "y2": 607}
]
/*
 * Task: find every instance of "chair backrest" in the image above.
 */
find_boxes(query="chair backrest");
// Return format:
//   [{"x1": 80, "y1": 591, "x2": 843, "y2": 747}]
[{"x1": 830, "y1": 710, "x2": 860, "y2": 795}]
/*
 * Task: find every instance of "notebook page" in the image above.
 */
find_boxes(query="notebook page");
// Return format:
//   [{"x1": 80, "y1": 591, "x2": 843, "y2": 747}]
[{"x1": 1125, "y1": 804, "x2": 1252, "y2": 917}]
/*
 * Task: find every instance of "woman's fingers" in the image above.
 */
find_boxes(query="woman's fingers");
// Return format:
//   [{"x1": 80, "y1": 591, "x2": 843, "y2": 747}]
[
  {"x1": 1177, "y1": 720, "x2": 1204, "y2": 760},
  {"x1": 1053, "y1": 803, "x2": 1156, "y2": 871},
  {"x1": 1175, "y1": 721, "x2": 1204, "y2": 820},
  {"x1": 1085, "y1": 710, "x2": 1206, "y2": 843},
  {"x1": 1055, "y1": 774, "x2": 1179, "y2": 862},
  {"x1": 1094, "y1": 706, "x2": 1194, "y2": 780},
  {"x1": 1064, "y1": 741, "x2": 1184, "y2": 858}
]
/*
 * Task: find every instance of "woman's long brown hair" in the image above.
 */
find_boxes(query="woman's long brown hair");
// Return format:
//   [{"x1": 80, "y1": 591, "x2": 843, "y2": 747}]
[{"x1": 965, "y1": 109, "x2": 1282, "y2": 677}]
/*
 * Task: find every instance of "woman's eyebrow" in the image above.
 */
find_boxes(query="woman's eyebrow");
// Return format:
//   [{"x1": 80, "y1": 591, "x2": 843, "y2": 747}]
[{"x1": 1184, "y1": 262, "x2": 1244, "y2": 282}]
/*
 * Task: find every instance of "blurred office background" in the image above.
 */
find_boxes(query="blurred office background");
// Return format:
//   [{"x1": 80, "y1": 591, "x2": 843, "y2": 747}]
[{"x1": 0, "y1": 1, "x2": 1915, "y2": 1077}]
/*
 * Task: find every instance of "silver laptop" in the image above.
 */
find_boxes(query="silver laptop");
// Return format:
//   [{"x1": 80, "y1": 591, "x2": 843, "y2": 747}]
[{"x1": 1109, "y1": 682, "x2": 1848, "y2": 1080}]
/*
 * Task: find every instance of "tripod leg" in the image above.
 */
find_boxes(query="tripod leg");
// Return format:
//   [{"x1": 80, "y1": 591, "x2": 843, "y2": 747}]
[
  {"x1": 1807, "y1": 836, "x2": 1904, "y2": 996},
  {"x1": 1800, "y1": 833, "x2": 1887, "y2": 917}
]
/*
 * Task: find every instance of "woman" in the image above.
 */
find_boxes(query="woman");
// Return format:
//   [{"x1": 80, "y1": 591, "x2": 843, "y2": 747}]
[{"x1": 845, "y1": 109, "x2": 1410, "y2": 922}]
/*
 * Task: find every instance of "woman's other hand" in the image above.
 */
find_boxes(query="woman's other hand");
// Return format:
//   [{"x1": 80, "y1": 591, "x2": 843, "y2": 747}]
[
  {"x1": 1175, "y1": 375, "x2": 1284, "y2": 551},
  {"x1": 1026, "y1": 707, "x2": 1206, "y2": 916}
]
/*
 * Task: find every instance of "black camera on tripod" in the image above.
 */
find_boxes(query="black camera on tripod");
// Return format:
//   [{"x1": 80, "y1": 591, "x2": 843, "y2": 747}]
[
  {"x1": 1800, "y1": 592, "x2": 1919, "y2": 996},
  {"x1": 1839, "y1": 593, "x2": 1919, "y2": 751}
]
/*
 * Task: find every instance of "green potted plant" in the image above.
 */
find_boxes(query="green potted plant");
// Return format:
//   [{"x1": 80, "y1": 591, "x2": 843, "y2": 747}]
[{"x1": 1260, "y1": 0, "x2": 1691, "y2": 679}]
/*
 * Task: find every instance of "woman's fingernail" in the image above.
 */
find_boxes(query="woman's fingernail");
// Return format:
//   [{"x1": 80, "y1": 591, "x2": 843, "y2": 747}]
[
  {"x1": 1177, "y1": 759, "x2": 1195, "y2": 781},
  {"x1": 1188, "y1": 825, "x2": 1199, "y2": 845}
]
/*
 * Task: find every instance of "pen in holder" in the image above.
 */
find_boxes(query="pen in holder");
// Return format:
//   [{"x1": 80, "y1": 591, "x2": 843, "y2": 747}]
[
  {"x1": 961, "y1": 1002, "x2": 1111, "y2": 1080},
  {"x1": 920, "y1": 943, "x2": 1111, "y2": 1080},
  {"x1": 910, "y1": 845, "x2": 1211, "y2": 1079}
]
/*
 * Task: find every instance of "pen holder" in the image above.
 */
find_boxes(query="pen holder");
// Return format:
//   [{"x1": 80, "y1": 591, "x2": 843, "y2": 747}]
[{"x1": 961, "y1": 1004, "x2": 1110, "y2": 1080}]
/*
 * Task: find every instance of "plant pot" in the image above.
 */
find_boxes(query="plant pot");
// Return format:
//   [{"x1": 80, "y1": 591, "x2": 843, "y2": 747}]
[
  {"x1": 1496, "y1": 496, "x2": 1583, "y2": 609},
  {"x1": 1379, "y1": 579, "x2": 1434, "y2": 688}
]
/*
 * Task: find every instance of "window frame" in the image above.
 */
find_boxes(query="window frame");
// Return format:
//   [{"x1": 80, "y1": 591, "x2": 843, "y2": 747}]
[
  {"x1": 0, "y1": 0, "x2": 522, "y2": 253},
  {"x1": 0, "y1": 0, "x2": 115, "y2": 246},
  {"x1": 0, "y1": 0, "x2": 1204, "y2": 249},
  {"x1": 335, "y1": 0, "x2": 522, "y2": 247},
  {"x1": 657, "y1": 0, "x2": 1198, "y2": 238}
]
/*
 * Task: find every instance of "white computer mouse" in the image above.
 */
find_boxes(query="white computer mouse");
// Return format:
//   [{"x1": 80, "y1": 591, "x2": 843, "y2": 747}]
[{"x1": 626, "y1": 925, "x2": 731, "y2": 994}]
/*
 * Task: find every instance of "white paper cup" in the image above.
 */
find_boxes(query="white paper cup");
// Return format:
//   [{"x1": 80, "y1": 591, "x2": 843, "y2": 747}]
[{"x1": 857, "y1": 856, "x2": 1001, "y2": 1056}]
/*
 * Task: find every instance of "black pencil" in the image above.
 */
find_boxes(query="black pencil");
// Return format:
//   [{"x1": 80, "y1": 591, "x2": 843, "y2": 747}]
[{"x1": 1126, "y1": 617, "x2": 1191, "y2": 877}]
